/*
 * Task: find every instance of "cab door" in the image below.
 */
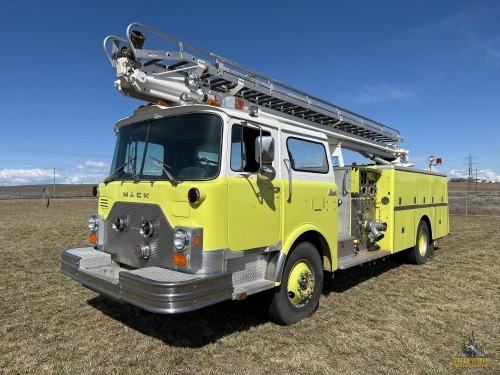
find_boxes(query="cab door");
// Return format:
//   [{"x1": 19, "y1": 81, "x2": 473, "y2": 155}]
[{"x1": 227, "y1": 120, "x2": 281, "y2": 251}]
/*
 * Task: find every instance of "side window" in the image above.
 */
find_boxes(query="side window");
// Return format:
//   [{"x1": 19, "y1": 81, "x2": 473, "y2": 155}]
[
  {"x1": 231, "y1": 124, "x2": 270, "y2": 172},
  {"x1": 287, "y1": 138, "x2": 329, "y2": 173}
]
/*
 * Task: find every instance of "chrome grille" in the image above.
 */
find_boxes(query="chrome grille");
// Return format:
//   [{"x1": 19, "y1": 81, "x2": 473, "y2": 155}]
[{"x1": 104, "y1": 203, "x2": 174, "y2": 269}]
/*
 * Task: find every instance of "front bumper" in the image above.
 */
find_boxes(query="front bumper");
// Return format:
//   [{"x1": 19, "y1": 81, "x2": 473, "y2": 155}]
[{"x1": 60, "y1": 248, "x2": 233, "y2": 313}]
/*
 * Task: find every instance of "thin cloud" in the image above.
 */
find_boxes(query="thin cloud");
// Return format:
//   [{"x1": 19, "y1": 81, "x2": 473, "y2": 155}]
[
  {"x1": 450, "y1": 169, "x2": 500, "y2": 182},
  {"x1": 353, "y1": 84, "x2": 413, "y2": 104},
  {"x1": 466, "y1": 37, "x2": 500, "y2": 67},
  {"x1": 76, "y1": 160, "x2": 108, "y2": 169},
  {"x1": 0, "y1": 164, "x2": 109, "y2": 186},
  {"x1": 0, "y1": 168, "x2": 54, "y2": 182}
]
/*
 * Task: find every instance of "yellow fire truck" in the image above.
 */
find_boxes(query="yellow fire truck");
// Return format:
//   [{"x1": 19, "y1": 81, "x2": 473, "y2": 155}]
[{"x1": 60, "y1": 23, "x2": 449, "y2": 324}]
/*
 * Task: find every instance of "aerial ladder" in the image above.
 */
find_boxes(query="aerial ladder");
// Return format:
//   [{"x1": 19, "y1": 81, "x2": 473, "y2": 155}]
[{"x1": 104, "y1": 23, "x2": 410, "y2": 165}]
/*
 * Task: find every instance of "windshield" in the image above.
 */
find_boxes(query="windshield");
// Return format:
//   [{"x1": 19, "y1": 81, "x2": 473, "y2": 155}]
[{"x1": 109, "y1": 113, "x2": 222, "y2": 182}]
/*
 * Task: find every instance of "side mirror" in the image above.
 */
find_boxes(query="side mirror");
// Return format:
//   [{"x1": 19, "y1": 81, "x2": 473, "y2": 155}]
[
  {"x1": 257, "y1": 165, "x2": 276, "y2": 182},
  {"x1": 255, "y1": 136, "x2": 275, "y2": 164},
  {"x1": 255, "y1": 136, "x2": 275, "y2": 182}
]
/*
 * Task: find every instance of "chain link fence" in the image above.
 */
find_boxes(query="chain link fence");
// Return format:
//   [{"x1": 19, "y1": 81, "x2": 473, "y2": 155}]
[
  {"x1": 0, "y1": 185, "x2": 94, "y2": 200},
  {"x1": 449, "y1": 191, "x2": 500, "y2": 217}
]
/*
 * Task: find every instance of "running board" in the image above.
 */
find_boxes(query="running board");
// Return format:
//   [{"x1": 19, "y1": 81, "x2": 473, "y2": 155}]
[{"x1": 337, "y1": 249, "x2": 391, "y2": 270}]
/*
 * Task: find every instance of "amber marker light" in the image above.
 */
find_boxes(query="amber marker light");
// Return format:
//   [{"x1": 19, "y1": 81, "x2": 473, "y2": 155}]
[
  {"x1": 173, "y1": 253, "x2": 188, "y2": 267},
  {"x1": 89, "y1": 233, "x2": 98, "y2": 245},
  {"x1": 193, "y1": 235, "x2": 200, "y2": 247}
]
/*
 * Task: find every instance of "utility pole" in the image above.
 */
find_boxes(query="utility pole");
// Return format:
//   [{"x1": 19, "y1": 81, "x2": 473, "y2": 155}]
[
  {"x1": 53, "y1": 168, "x2": 56, "y2": 198},
  {"x1": 475, "y1": 167, "x2": 478, "y2": 191},
  {"x1": 463, "y1": 154, "x2": 478, "y2": 192}
]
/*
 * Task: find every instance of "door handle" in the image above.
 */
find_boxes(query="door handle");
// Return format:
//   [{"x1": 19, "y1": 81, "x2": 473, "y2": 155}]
[{"x1": 284, "y1": 158, "x2": 292, "y2": 202}]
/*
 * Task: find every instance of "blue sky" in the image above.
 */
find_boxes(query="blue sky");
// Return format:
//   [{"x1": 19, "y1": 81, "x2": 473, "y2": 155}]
[{"x1": 1, "y1": 0, "x2": 499, "y2": 185}]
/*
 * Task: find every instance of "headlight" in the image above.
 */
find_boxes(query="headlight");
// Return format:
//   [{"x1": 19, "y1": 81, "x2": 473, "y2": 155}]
[
  {"x1": 140, "y1": 220, "x2": 155, "y2": 237},
  {"x1": 88, "y1": 215, "x2": 99, "y2": 233},
  {"x1": 173, "y1": 229, "x2": 189, "y2": 251}
]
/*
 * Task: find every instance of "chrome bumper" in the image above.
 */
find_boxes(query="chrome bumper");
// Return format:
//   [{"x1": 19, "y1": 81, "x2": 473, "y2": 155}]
[{"x1": 60, "y1": 248, "x2": 233, "y2": 313}]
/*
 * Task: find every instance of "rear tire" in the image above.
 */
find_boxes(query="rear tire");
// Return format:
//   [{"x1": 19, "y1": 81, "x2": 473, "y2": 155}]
[
  {"x1": 408, "y1": 220, "x2": 432, "y2": 264},
  {"x1": 269, "y1": 241, "x2": 323, "y2": 325}
]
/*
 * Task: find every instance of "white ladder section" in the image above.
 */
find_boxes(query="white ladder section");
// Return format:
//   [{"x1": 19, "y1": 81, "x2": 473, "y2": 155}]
[{"x1": 104, "y1": 23, "x2": 406, "y2": 161}]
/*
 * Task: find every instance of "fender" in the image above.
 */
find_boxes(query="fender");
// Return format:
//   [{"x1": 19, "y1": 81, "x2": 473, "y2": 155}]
[{"x1": 273, "y1": 223, "x2": 336, "y2": 286}]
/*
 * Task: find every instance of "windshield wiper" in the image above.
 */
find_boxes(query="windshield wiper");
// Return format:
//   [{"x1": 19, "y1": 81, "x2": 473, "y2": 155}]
[
  {"x1": 103, "y1": 157, "x2": 136, "y2": 184},
  {"x1": 149, "y1": 156, "x2": 182, "y2": 186}
]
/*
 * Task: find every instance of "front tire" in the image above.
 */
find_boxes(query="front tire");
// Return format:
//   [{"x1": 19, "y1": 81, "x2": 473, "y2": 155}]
[
  {"x1": 269, "y1": 241, "x2": 323, "y2": 325},
  {"x1": 408, "y1": 220, "x2": 433, "y2": 264}
]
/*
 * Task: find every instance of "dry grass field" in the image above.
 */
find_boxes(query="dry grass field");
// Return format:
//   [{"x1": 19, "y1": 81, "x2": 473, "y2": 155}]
[
  {"x1": 448, "y1": 182, "x2": 500, "y2": 192},
  {"x1": 0, "y1": 199, "x2": 498, "y2": 374}
]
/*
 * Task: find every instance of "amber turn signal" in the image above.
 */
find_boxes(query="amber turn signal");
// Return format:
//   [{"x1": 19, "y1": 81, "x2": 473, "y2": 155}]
[
  {"x1": 89, "y1": 233, "x2": 98, "y2": 245},
  {"x1": 173, "y1": 253, "x2": 188, "y2": 267}
]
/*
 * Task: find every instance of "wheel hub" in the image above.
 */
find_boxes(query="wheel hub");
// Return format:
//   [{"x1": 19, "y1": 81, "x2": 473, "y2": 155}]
[
  {"x1": 298, "y1": 271, "x2": 314, "y2": 299},
  {"x1": 287, "y1": 260, "x2": 315, "y2": 307}
]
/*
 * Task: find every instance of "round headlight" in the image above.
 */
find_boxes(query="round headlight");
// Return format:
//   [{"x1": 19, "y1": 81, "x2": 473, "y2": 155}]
[
  {"x1": 134, "y1": 243, "x2": 151, "y2": 260},
  {"x1": 173, "y1": 229, "x2": 189, "y2": 251},
  {"x1": 88, "y1": 215, "x2": 99, "y2": 233},
  {"x1": 113, "y1": 216, "x2": 126, "y2": 231},
  {"x1": 140, "y1": 220, "x2": 155, "y2": 237}
]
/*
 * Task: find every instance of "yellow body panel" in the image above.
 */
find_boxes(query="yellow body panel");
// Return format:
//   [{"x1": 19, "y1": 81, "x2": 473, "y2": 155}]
[
  {"x1": 375, "y1": 167, "x2": 449, "y2": 253},
  {"x1": 227, "y1": 175, "x2": 281, "y2": 251},
  {"x1": 281, "y1": 180, "x2": 338, "y2": 271}
]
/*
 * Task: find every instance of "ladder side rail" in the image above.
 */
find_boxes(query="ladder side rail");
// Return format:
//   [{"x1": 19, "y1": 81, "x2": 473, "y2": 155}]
[
  {"x1": 210, "y1": 56, "x2": 401, "y2": 140},
  {"x1": 103, "y1": 35, "x2": 128, "y2": 68},
  {"x1": 217, "y1": 68, "x2": 400, "y2": 142},
  {"x1": 126, "y1": 23, "x2": 222, "y2": 67}
]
